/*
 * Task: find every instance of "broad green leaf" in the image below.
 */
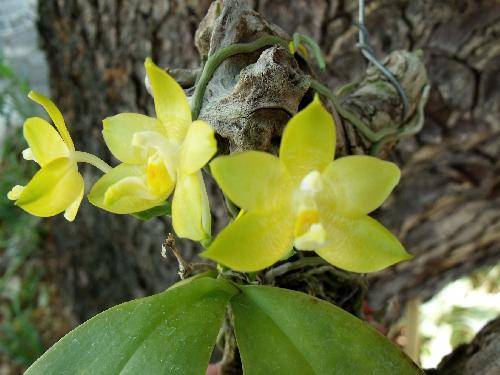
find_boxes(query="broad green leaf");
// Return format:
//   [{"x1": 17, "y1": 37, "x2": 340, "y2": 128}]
[
  {"x1": 231, "y1": 285, "x2": 421, "y2": 375},
  {"x1": 132, "y1": 201, "x2": 172, "y2": 221},
  {"x1": 26, "y1": 276, "x2": 237, "y2": 375}
]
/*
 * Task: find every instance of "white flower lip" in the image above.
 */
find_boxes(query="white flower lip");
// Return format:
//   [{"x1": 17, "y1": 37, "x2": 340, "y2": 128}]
[
  {"x1": 22, "y1": 148, "x2": 35, "y2": 161},
  {"x1": 299, "y1": 170, "x2": 323, "y2": 195},
  {"x1": 294, "y1": 222, "x2": 327, "y2": 250}
]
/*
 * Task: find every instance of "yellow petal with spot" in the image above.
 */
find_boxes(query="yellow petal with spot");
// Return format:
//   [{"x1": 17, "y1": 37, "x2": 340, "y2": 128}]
[
  {"x1": 15, "y1": 158, "x2": 83, "y2": 217},
  {"x1": 322, "y1": 155, "x2": 400, "y2": 217},
  {"x1": 210, "y1": 151, "x2": 292, "y2": 213},
  {"x1": 145, "y1": 58, "x2": 191, "y2": 142},
  {"x1": 179, "y1": 120, "x2": 217, "y2": 174},
  {"x1": 279, "y1": 95, "x2": 336, "y2": 183},
  {"x1": 201, "y1": 207, "x2": 295, "y2": 272},
  {"x1": 102, "y1": 113, "x2": 164, "y2": 164},
  {"x1": 23, "y1": 117, "x2": 69, "y2": 167},
  {"x1": 28, "y1": 91, "x2": 74, "y2": 150},
  {"x1": 316, "y1": 210, "x2": 411, "y2": 273},
  {"x1": 172, "y1": 172, "x2": 211, "y2": 241},
  {"x1": 64, "y1": 184, "x2": 84, "y2": 222},
  {"x1": 88, "y1": 164, "x2": 169, "y2": 214}
]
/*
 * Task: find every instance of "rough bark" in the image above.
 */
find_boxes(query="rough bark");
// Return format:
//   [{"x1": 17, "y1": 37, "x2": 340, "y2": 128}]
[
  {"x1": 428, "y1": 315, "x2": 500, "y2": 375},
  {"x1": 364, "y1": 0, "x2": 500, "y2": 321},
  {"x1": 38, "y1": 0, "x2": 499, "y2": 336}
]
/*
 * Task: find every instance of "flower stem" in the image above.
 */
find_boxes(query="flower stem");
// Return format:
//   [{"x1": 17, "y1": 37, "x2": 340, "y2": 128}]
[
  {"x1": 310, "y1": 78, "x2": 429, "y2": 155},
  {"x1": 191, "y1": 35, "x2": 289, "y2": 120},
  {"x1": 292, "y1": 33, "x2": 326, "y2": 71},
  {"x1": 309, "y1": 79, "x2": 399, "y2": 143},
  {"x1": 73, "y1": 151, "x2": 112, "y2": 173}
]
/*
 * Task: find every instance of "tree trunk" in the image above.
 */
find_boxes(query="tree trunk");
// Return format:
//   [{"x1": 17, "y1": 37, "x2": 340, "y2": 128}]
[
  {"x1": 38, "y1": 0, "x2": 499, "y2": 342},
  {"x1": 37, "y1": 0, "x2": 214, "y2": 321},
  {"x1": 428, "y1": 315, "x2": 500, "y2": 375}
]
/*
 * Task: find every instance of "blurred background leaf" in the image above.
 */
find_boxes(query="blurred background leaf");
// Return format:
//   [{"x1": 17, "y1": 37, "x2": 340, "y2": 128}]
[{"x1": 0, "y1": 54, "x2": 45, "y2": 371}]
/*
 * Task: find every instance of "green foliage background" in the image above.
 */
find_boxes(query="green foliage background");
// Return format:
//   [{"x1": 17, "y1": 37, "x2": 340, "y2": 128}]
[{"x1": 0, "y1": 56, "x2": 45, "y2": 369}]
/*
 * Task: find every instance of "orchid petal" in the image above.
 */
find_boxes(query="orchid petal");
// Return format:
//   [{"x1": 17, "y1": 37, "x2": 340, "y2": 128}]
[
  {"x1": 279, "y1": 96, "x2": 336, "y2": 183},
  {"x1": 316, "y1": 211, "x2": 411, "y2": 273},
  {"x1": 202, "y1": 207, "x2": 295, "y2": 272},
  {"x1": 15, "y1": 158, "x2": 83, "y2": 217},
  {"x1": 322, "y1": 156, "x2": 401, "y2": 217},
  {"x1": 145, "y1": 58, "x2": 191, "y2": 142},
  {"x1": 210, "y1": 151, "x2": 292, "y2": 213},
  {"x1": 179, "y1": 120, "x2": 217, "y2": 174},
  {"x1": 28, "y1": 91, "x2": 74, "y2": 150},
  {"x1": 146, "y1": 152, "x2": 175, "y2": 196},
  {"x1": 23, "y1": 117, "x2": 69, "y2": 167},
  {"x1": 64, "y1": 184, "x2": 84, "y2": 222},
  {"x1": 88, "y1": 164, "x2": 168, "y2": 214},
  {"x1": 172, "y1": 172, "x2": 211, "y2": 241},
  {"x1": 132, "y1": 131, "x2": 179, "y2": 178},
  {"x1": 102, "y1": 113, "x2": 164, "y2": 164}
]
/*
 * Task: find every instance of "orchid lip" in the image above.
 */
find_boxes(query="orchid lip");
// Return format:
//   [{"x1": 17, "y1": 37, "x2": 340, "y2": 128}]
[{"x1": 291, "y1": 170, "x2": 328, "y2": 250}]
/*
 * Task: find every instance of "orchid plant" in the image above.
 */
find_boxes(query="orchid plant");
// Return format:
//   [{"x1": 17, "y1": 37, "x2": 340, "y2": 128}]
[{"x1": 10, "y1": 39, "x2": 421, "y2": 373}]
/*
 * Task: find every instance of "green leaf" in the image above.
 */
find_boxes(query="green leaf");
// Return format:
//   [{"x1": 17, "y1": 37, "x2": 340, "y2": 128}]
[
  {"x1": 231, "y1": 285, "x2": 422, "y2": 375},
  {"x1": 132, "y1": 201, "x2": 171, "y2": 221},
  {"x1": 26, "y1": 276, "x2": 237, "y2": 374}
]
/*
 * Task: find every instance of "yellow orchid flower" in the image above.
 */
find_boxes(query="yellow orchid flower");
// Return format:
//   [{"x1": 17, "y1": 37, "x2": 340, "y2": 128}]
[
  {"x1": 202, "y1": 96, "x2": 411, "y2": 272},
  {"x1": 88, "y1": 58, "x2": 216, "y2": 241},
  {"x1": 7, "y1": 91, "x2": 110, "y2": 221}
]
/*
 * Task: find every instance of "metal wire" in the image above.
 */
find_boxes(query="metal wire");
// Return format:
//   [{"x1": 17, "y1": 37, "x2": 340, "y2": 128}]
[{"x1": 356, "y1": 0, "x2": 409, "y2": 119}]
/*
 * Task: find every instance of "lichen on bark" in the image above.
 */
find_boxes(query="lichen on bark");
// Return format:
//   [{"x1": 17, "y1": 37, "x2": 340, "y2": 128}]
[{"x1": 190, "y1": 0, "x2": 429, "y2": 158}]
